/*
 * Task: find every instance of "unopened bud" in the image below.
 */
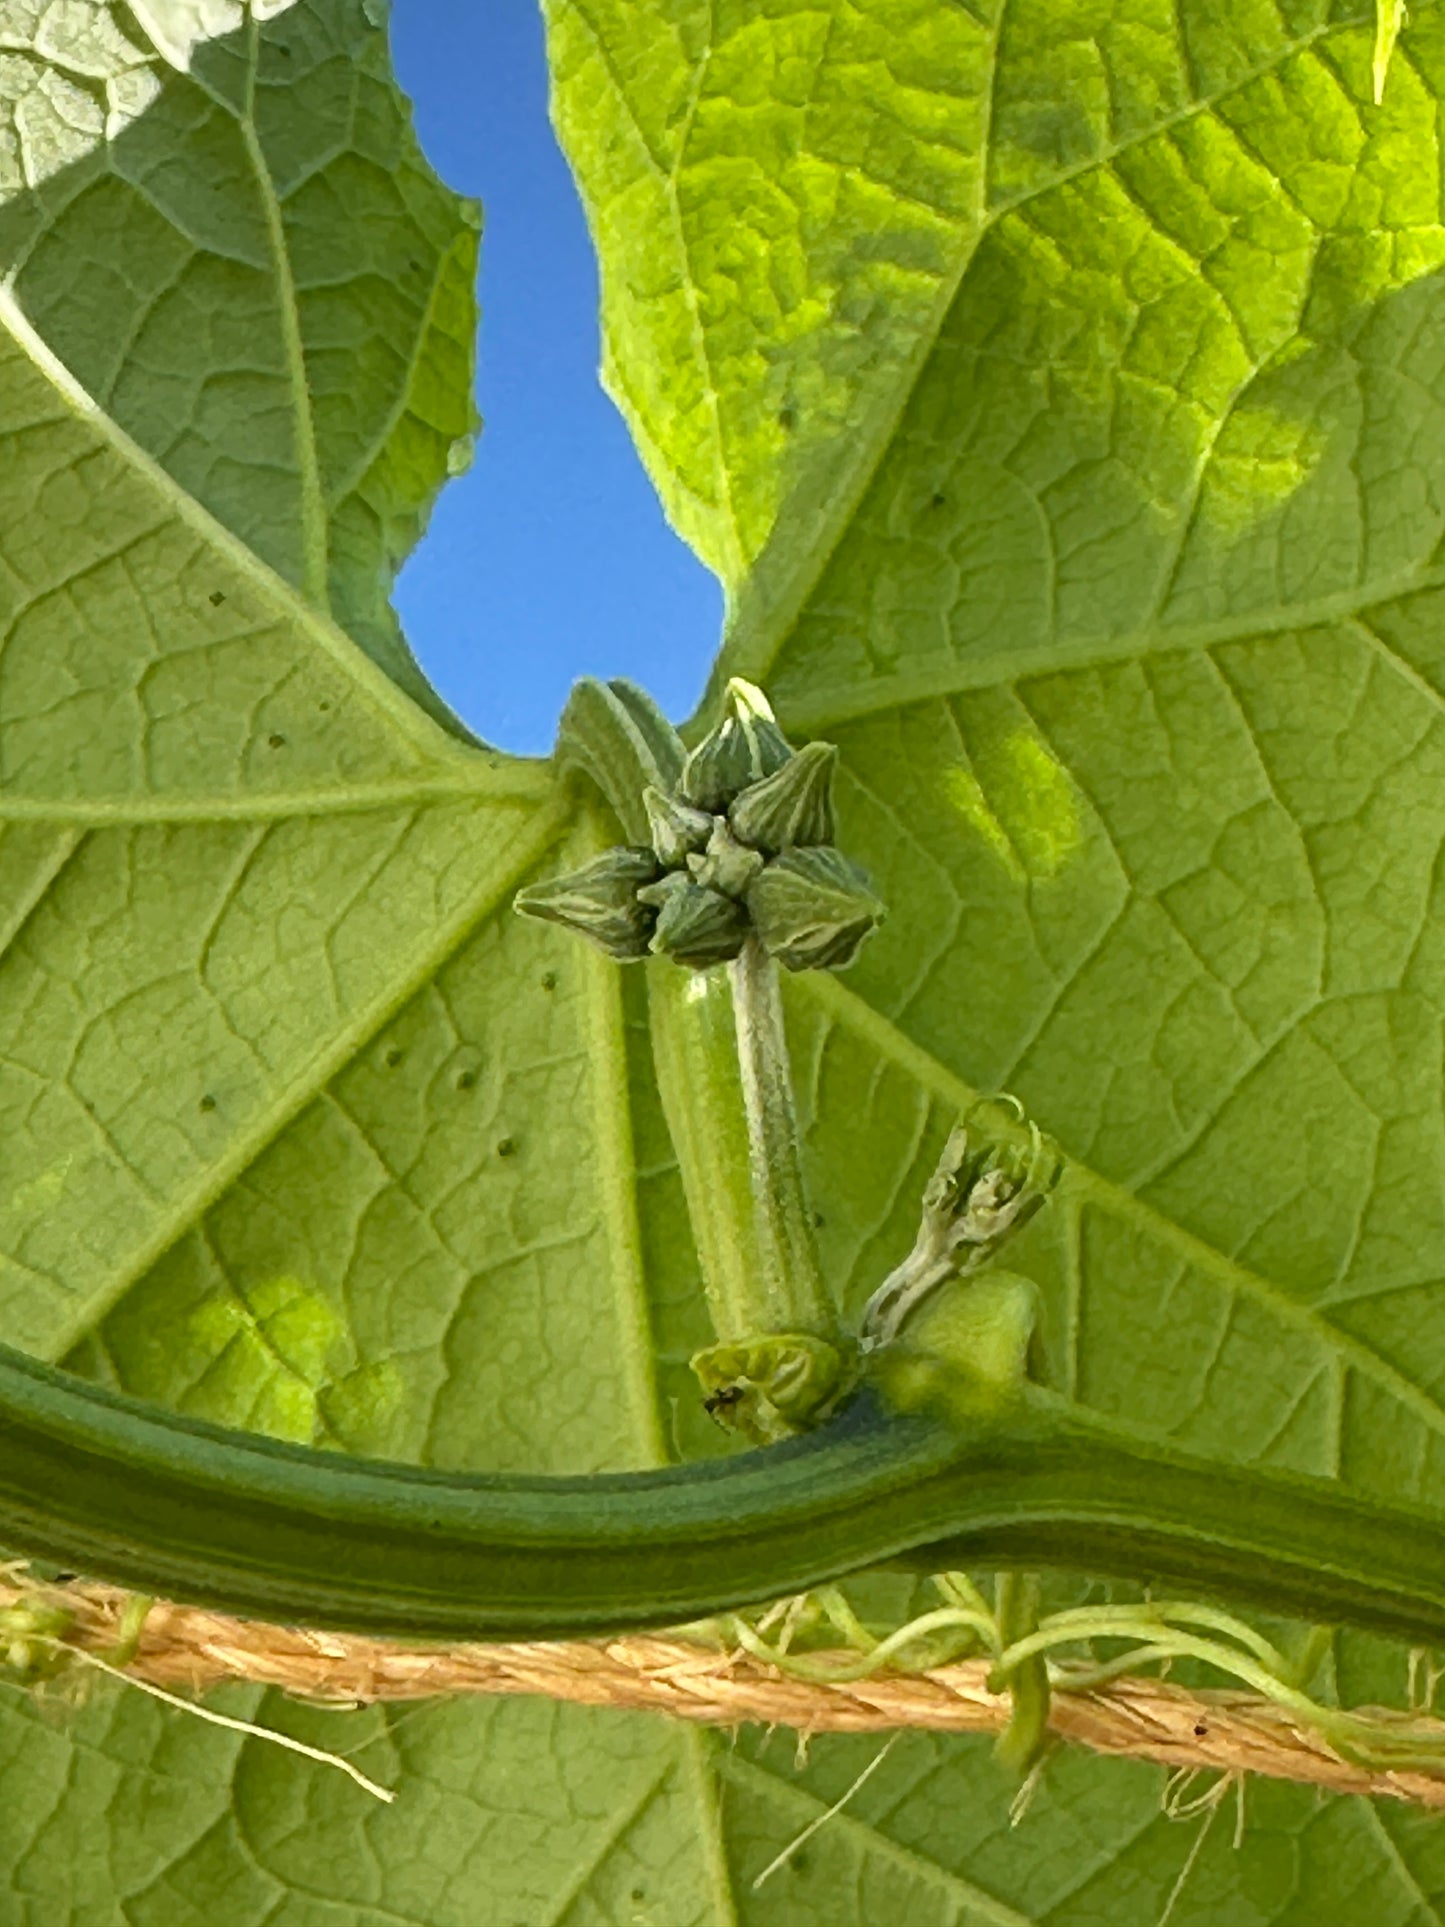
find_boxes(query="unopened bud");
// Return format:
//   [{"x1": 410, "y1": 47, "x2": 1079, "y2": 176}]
[
  {"x1": 729, "y1": 740, "x2": 837, "y2": 853},
  {"x1": 640, "y1": 873, "x2": 749, "y2": 969},
  {"x1": 514, "y1": 847, "x2": 659, "y2": 960},
  {"x1": 680, "y1": 678, "x2": 793, "y2": 811},
  {"x1": 643, "y1": 786, "x2": 714, "y2": 867},
  {"x1": 687, "y1": 817, "x2": 766, "y2": 899},
  {"x1": 747, "y1": 846, "x2": 883, "y2": 972}
]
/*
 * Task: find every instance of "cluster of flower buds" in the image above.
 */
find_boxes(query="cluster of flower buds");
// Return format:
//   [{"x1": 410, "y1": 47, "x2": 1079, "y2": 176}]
[{"x1": 516, "y1": 679, "x2": 884, "y2": 971}]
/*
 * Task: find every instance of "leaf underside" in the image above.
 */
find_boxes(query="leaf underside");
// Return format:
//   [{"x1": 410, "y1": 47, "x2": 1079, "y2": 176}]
[{"x1": 5, "y1": 0, "x2": 1445, "y2": 1920}]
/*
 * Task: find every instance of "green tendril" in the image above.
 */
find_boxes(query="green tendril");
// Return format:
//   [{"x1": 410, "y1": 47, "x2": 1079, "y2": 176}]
[{"x1": 715, "y1": 1577, "x2": 1445, "y2": 1785}]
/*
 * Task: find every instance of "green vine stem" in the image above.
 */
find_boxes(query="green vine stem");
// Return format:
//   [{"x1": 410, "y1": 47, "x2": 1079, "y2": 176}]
[
  {"x1": 726, "y1": 933, "x2": 831, "y2": 1336},
  {"x1": 647, "y1": 960, "x2": 778, "y2": 1342},
  {"x1": 11, "y1": 1344, "x2": 1445, "y2": 1647},
  {"x1": 650, "y1": 943, "x2": 832, "y2": 1346}
]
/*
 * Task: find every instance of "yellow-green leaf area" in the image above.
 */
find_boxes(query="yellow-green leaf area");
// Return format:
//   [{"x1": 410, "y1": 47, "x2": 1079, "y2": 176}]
[{"x1": 545, "y1": 0, "x2": 994, "y2": 627}]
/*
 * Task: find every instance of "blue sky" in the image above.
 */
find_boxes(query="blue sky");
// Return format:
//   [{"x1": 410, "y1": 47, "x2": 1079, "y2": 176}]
[{"x1": 389, "y1": 4, "x2": 722, "y2": 756}]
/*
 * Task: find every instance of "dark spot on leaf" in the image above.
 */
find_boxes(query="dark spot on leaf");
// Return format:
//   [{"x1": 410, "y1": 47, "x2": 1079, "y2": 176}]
[
  {"x1": 930, "y1": 492, "x2": 947, "y2": 509},
  {"x1": 267, "y1": 732, "x2": 286, "y2": 749},
  {"x1": 778, "y1": 404, "x2": 796, "y2": 430},
  {"x1": 1194, "y1": 1722, "x2": 1208, "y2": 1737},
  {"x1": 209, "y1": 589, "x2": 226, "y2": 606},
  {"x1": 791, "y1": 1851, "x2": 810, "y2": 1874},
  {"x1": 812, "y1": 1210, "x2": 826, "y2": 1228},
  {"x1": 496, "y1": 1136, "x2": 517, "y2": 1158},
  {"x1": 409, "y1": 259, "x2": 422, "y2": 273},
  {"x1": 630, "y1": 1891, "x2": 645, "y2": 1905},
  {"x1": 318, "y1": 699, "x2": 331, "y2": 713},
  {"x1": 450, "y1": 1045, "x2": 483, "y2": 1089},
  {"x1": 384, "y1": 1048, "x2": 404, "y2": 1069},
  {"x1": 198, "y1": 1094, "x2": 217, "y2": 1113},
  {"x1": 540, "y1": 971, "x2": 558, "y2": 991}
]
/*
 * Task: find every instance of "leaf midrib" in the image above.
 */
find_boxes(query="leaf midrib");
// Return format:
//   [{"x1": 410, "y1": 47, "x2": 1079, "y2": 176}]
[
  {"x1": 0, "y1": 768, "x2": 551, "y2": 824},
  {"x1": 577, "y1": 810, "x2": 669, "y2": 1469},
  {"x1": 239, "y1": 11, "x2": 329, "y2": 609},
  {"x1": 776, "y1": 560, "x2": 1445, "y2": 734}
]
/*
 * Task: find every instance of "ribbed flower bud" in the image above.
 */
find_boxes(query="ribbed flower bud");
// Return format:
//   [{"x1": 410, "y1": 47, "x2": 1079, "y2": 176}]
[
  {"x1": 746, "y1": 846, "x2": 884, "y2": 972},
  {"x1": 639, "y1": 872, "x2": 749, "y2": 969},
  {"x1": 514, "y1": 847, "x2": 660, "y2": 960},
  {"x1": 728, "y1": 740, "x2": 837, "y2": 854},
  {"x1": 680, "y1": 678, "x2": 793, "y2": 812},
  {"x1": 687, "y1": 817, "x2": 765, "y2": 899},
  {"x1": 643, "y1": 786, "x2": 714, "y2": 868}
]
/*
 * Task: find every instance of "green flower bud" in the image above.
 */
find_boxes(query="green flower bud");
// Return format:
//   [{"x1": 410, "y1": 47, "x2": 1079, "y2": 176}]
[
  {"x1": 729, "y1": 739, "x2": 837, "y2": 854},
  {"x1": 640, "y1": 874, "x2": 749, "y2": 969},
  {"x1": 513, "y1": 847, "x2": 659, "y2": 960},
  {"x1": 635, "y1": 869, "x2": 689, "y2": 910},
  {"x1": 680, "y1": 678, "x2": 794, "y2": 811},
  {"x1": 687, "y1": 817, "x2": 766, "y2": 899},
  {"x1": 746, "y1": 845, "x2": 884, "y2": 972},
  {"x1": 643, "y1": 786, "x2": 714, "y2": 868}
]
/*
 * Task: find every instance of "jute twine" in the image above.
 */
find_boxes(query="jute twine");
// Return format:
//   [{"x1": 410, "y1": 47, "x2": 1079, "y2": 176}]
[{"x1": 8, "y1": 1576, "x2": 1445, "y2": 1810}]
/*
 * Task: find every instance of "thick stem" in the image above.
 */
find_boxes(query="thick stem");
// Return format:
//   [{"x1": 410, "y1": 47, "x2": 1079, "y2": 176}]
[
  {"x1": 647, "y1": 964, "x2": 768, "y2": 1341},
  {"x1": 10, "y1": 1347, "x2": 1445, "y2": 1647},
  {"x1": 727, "y1": 937, "x2": 832, "y2": 1337},
  {"x1": 648, "y1": 950, "x2": 833, "y2": 1343}
]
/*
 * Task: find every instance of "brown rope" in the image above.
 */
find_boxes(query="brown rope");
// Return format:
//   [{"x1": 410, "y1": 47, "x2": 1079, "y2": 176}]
[{"x1": 9, "y1": 1576, "x2": 1445, "y2": 1810}]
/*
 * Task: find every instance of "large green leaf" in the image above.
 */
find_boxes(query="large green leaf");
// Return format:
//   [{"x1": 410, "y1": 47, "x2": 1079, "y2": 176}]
[{"x1": 5, "y1": 0, "x2": 1445, "y2": 1922}]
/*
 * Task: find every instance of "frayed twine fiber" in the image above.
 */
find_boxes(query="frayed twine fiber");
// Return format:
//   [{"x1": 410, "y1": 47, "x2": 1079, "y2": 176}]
[{"x1": 9, "y1": 1574, "x2": 1445, "y2": 1810}]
